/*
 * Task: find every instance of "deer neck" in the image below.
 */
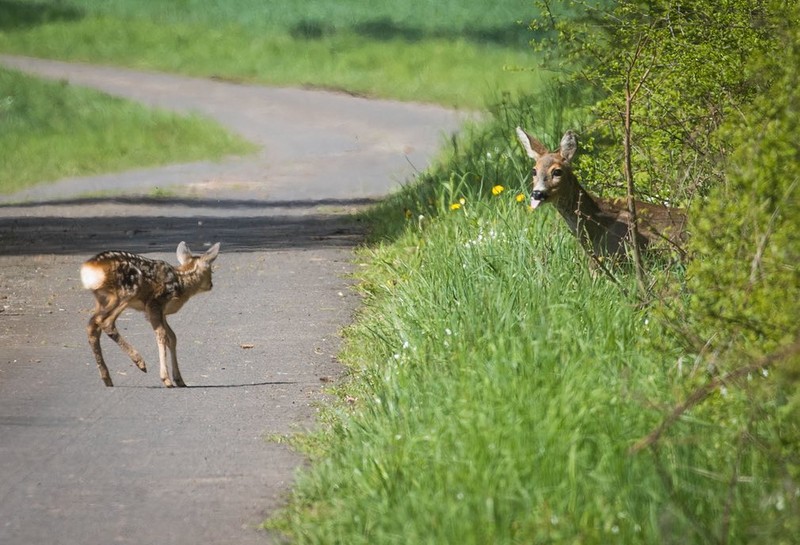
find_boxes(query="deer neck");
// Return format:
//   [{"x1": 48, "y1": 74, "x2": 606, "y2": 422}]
[
  {"x1": 551, "y1": 174, "x2": 630, "y2": 256},
  {"x1": 552, "y1": 176, "x2": 604, "y2": 235},
  {"x1": 174, "y1": 263, "x2": 204, "y2": 294}
]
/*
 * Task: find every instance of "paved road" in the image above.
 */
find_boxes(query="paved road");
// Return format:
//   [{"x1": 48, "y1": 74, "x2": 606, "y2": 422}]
[{"x1": 0, "y1": 55, "x2": 467, "y2": 544}]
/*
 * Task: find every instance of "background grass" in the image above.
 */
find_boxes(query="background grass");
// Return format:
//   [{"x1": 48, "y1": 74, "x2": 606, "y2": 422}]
[
  {"x1": 0, "y1": 0, "x2": 549, "y2": 193},
  {"x1": 0, "y1": 67, "x2": 254, "y2": 194},
  {"x1": 0, "y1": 0, "x2": 547, "y2": 109}
]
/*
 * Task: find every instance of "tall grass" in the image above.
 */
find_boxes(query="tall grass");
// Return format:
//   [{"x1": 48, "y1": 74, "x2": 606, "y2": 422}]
[
  {"x1": 0, "y1": 0, "x2": 548, "y2": 109},
  {"x1": 0, "y1": 67, "x2": 254, "y2": 194},
  {"x1": 269, "y1": 95, "x2": 791, "y2": 543}
]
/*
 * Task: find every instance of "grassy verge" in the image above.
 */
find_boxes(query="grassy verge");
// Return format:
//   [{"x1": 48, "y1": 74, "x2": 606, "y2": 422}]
[
  {"x1": 267, "y1": 100, "x2": 791, "y2": 543},
  {"x1": 0, "y1": 0, "x2": 546, "y2": 109},
  {"x1": 0, "y1": 67, "x2": 254, "y2": 194}
]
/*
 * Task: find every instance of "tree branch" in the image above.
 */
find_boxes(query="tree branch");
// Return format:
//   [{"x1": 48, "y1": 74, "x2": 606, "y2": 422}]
[{"x1": 630, "y1": 334, "x2": 800, "y2": 454}]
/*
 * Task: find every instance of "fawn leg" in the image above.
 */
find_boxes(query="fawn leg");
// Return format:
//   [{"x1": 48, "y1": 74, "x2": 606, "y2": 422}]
[
  {"x1": 148, "y1": 307, "x2": 176, "y2": 388},
  {"x1": 100, "y1": 301, "x2": 147, "y2": 372},
  {"x1": 87, "y1": 313, "x2": 113, "y2": 387},
  {"x1": 163, "y1": 318, "x2": 185, "y2": 387}
]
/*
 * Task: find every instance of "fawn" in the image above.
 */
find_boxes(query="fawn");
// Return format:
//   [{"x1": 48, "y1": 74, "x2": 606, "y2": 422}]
[
  {"x1": 81, "y1": 241, "x2": 220, "y2": 387},
  {"x1": 516, "y1": 127, "x2": 687, "y2": 258}
]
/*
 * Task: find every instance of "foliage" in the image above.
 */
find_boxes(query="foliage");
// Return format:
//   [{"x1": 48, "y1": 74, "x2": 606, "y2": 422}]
[
  {"x1": 532, "y1": 0, "x2": 779, "y2": 204},
  {"x1": 685, "y1": 2, "x2": 800, "y2": 359},
  {"x1": 673, "y1": 5, "x2": 800, "y2": 540},
  {"x1": 527, "y1": 2, "x2": 800, "y2": 540},
  {"x1": 0, "y1": 67, "x2": 252, "y2": 194}
]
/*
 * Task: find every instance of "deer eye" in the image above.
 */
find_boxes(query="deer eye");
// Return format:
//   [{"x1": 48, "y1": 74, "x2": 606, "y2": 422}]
[{"x1": 552, "y1": 168, "x2": 563, "y2": 177}]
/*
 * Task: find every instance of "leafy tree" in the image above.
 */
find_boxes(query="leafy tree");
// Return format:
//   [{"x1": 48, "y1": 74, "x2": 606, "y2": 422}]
[
  {"x1": 682, "y1": 9, "x2": 800, "y2": 541},
  {"x1": 531, "y1": 0, "x2": 779, "y2": 293},
  {"x1": 532, "y1": 0, "x2": 777, "y2": 202}
]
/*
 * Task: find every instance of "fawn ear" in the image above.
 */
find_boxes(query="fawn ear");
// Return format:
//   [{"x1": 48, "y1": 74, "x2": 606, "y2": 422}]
[
  {"x1": 559, "y1": 131, "x2": 578, "y2": 163},
  {"x1": 176, "y1": 241, "x2": 192, "y2": 265},
  {"x1": 203, "y1": 242, "x2": 220, "y2": 263},
  {"x1": 515, "y1": 127, "x2": 548, "y2": 160}
]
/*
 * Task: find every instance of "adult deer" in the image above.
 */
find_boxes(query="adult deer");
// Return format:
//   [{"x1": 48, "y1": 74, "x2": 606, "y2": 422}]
[
  {"x1": 516, "y1": 127, "x2": 687, "y2": 259},
  {"x1": 81, "y1": 241, "x2": 220, "y2": 387}
]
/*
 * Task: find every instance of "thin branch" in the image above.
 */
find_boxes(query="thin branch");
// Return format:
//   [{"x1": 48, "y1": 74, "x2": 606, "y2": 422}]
[
  {"x1": 630, "y1": 334, "x2": 800, "y2": 454},
  {"x1": 749, "y1": 179, "x2": 796, "y2": 285},
  {"x1": 622, "y1": 35, "x2": 653, "y2": 296},
  {"x1": 574, "y1": 192, "x2": 628, "y2": 294},
  {"x1": 541, "y1": 0, "x2": 558, "y2": 29},
  {"x1": 720, "y1": 420, "x2": 752, "y2": 545}
]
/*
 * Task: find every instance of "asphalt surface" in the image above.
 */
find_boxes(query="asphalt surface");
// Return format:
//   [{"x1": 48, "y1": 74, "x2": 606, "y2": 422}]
[{"x1": 0, "y1": 55, "x2": 467, "y2": 544}]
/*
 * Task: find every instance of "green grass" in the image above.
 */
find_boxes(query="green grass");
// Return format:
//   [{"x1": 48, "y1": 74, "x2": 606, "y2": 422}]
[
  {"x1": 0, "y1": 0, "x2": 548, "y2": 109},
  {"x1": 267, "y1": 101, "x2": 794, "y2": 544},
  {"x1": 0, "y1": 67, "x2": 254, "y2": 194}
]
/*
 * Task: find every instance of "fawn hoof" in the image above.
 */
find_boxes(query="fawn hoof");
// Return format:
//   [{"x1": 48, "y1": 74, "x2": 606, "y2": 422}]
[
  {"x1": 162, "y1": 378, "x2": 174, "y2": 388},
  {"x1": 135, "y1": 359, "x2": 147, "y2": 373},
  {"x1": 102, "y1": 376, "x2": 114, "y2": 387},
  {"x1": 174, "y1": 378, "x2": 187, "y2": 388}
]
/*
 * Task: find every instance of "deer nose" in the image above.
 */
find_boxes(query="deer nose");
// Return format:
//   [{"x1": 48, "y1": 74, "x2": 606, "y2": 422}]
[{"x1": 532, "y1": 190, "x2": 548, "y2": 201}]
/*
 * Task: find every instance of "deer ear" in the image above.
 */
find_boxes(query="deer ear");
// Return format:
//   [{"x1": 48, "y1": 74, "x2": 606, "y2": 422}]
[
  {"x1": 515, "y1": 127, "x2": 548, "y2": 160},
  {"x1": 559, "y1": 131, "x2": 578, "y2": 163},
  {"x1": 203, "y1": 242, "x2": 220, "y2": 263},
  {"x1": 176, "y1": 241, "x2": 192, "y2": 265}
]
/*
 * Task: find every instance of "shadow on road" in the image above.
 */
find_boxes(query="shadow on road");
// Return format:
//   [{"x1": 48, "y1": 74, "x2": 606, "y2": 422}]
[
  {"x1": 0, "y1": 196, "x2": 371, "y2": 256},
  {"x1": 116, "y1": 380, "x2": 301, "y2": 390},
  {"x1": 0, "y1": 195, "x2": 380, "y2": 211}
]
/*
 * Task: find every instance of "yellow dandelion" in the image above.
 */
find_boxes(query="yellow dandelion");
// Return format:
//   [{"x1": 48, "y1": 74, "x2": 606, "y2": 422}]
[
  {"x1": 492, "y1": 185, "x2": 505, "y2": 196},
  {"x1": 516, "y1": 193, "x2": 525, "y2": 203},
  {"x1": 450, "y1": 202, "x2": 462, "y2": 211}
]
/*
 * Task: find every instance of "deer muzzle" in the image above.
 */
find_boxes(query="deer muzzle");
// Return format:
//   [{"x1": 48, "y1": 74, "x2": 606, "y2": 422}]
[{"x1": 531, "y1": 190, "x2": 549, "y2": 209}]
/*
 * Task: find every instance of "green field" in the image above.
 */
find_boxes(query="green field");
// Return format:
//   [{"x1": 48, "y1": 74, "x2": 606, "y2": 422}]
[
  {"x1": 0, "y1": 0, "x2": 546, "y2": 109},
  {"x1": 0, "y1": 67, "x2": 254, "y2": 194}
]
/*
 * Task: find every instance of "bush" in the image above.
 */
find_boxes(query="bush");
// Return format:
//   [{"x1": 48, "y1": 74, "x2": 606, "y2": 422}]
[
  {"x1": 533, "y1": 0, "x2": 778, "y2": 204},
  {"x1": 675, "y1": 6, "x2": 800, "y2": 541}
]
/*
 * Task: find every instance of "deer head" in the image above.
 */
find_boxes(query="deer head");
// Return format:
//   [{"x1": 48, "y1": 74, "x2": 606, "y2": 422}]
[
  {"x1": 176, "y1": 240, "x2": 219, "y2": 294},
  {"x1": 515, "y1": 127, "x2": 688, "y2": 259},
  {"x1": 516, "y1": 127, "x2": 578, "y2": 210}
]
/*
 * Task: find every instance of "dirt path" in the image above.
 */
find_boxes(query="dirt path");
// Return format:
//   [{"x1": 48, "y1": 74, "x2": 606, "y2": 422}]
[{"x1": 0, "y1": 55, "x2": 466, "y2": 545}]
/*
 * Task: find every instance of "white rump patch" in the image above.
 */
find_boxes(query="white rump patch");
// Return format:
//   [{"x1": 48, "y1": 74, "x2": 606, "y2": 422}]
[{"x1": 80, "y1": 264, "x2": 106, "y2": 290}]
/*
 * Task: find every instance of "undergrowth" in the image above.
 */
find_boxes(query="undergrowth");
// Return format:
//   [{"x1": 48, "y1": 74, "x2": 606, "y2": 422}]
[{"x1": 268, "y1": 99, "x2": 793, "y2": 543}]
